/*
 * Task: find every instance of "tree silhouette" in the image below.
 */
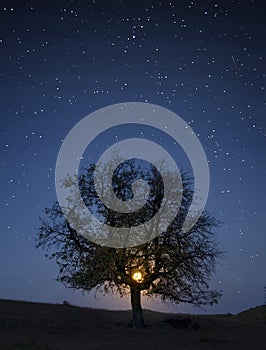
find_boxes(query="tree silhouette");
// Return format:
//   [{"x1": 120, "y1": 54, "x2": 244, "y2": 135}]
[{"x1": 37, "y1": 159, "x2": 222, "y2": 328}]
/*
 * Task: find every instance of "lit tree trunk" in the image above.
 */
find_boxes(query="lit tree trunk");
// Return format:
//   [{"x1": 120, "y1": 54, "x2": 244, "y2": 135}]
[{"x1": 129, "y1": 285, "x2": 145, "y2": 328}]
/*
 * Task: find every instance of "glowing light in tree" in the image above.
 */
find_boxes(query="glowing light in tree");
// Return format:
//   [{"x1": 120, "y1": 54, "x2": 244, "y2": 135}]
[{"x1": 132, "y1": 272, "x2": 142, "y2": 283}]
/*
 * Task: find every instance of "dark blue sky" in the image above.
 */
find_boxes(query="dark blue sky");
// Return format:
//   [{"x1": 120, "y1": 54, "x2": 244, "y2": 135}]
[{"x1": 1, "y1": 0, "x2": 266, "y2": 314}]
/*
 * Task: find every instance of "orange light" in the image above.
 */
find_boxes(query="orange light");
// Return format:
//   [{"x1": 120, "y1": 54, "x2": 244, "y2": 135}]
[{"x1": 132, "y1": 272, "x2": 142, "y2": 283}]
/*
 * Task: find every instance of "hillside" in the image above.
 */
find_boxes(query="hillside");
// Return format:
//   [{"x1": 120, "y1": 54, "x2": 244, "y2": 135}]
[
  {"x1": 0, "y1": 299, "x2": 265, "y2": 350},
  {"x1": 233, "y1": 305, "x2": 266, "y2": 324}
]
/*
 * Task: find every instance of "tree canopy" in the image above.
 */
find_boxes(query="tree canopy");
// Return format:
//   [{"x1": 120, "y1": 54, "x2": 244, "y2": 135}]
[{"x1": 37, "y1": 160, "x2": 222, "y2": 328}]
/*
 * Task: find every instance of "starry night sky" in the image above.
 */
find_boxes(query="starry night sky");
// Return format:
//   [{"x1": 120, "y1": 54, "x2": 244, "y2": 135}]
[{"x1": 1, "y1": 0, "x2": 266, "y2": 314}]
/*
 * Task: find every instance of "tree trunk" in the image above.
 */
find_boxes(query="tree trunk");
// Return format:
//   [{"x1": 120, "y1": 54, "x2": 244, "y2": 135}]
[{"x1": 129, "y1": 285, "x2": 145, "y2": 328}]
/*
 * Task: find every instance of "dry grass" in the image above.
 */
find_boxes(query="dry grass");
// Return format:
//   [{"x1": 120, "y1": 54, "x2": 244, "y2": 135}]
[{"x1": 0, "y1": 299, "x2": 265, "y2": 350}]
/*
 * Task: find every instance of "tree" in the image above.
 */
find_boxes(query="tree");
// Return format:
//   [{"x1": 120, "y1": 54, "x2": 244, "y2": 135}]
[{"x1": 37, "y1": 159, "x2": 222, "y2": 328}]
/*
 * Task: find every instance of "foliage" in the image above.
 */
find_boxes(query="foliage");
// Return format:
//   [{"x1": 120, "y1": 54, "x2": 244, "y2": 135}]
[{"x1": 37, "y1": 161, "x2": 223, "y2": 327}]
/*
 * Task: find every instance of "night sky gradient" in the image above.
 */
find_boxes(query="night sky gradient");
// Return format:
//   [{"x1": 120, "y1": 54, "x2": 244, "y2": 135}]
[{"x1": 1, "y1": 0, "x2": 266, "y2": 314}]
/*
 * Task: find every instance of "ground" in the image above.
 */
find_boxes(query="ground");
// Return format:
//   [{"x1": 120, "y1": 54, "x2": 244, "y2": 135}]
[{"x1": 0, "y1": 299, "x2": 265, "y2": 350}]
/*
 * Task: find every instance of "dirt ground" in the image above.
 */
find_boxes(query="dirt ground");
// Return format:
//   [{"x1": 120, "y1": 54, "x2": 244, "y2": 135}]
[{"x1": 0, "y1": 299, "x2": 265, "y2": 350}]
